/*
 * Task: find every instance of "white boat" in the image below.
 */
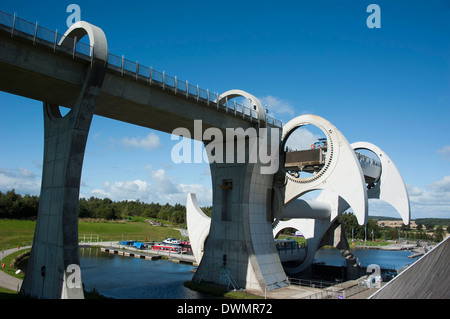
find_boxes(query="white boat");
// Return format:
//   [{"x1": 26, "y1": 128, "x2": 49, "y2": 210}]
[{"x1": 162, "y1": 237, "x2": 181, "y2": 245}]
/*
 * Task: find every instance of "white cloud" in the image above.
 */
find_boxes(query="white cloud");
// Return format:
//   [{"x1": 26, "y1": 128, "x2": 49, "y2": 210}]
[
  {"x1": 406, "y1": 176, "x2": 450, "y2": 218},
  {"x1": 259, "y1": 95, "x2": 295, "y2": 117},
  {"x1": 180, "y1": 183, "x2": 212, "y2": 207},
  {"x1": 149, "y1": 168, "x2": 212, "y2": 206},
  {"x1": 344, "y1": 177, "x2": 450, "y2": 219},
  {"x1": 406, "y1": 185, "x2": 424, "y2": 197},
  {"x1": 437, "y1": 145, "x2": 450, "y2": 161},
  {"x1": 87, "y1": 168, "x2": 212, "y2": 207},
  {"x1": 120, "y1": 132, "x2": 161, "y2": 151},
  {"x1": 430, "y1": 176, "x2": 450, "y2": 193},
  {"x1": 284, "y1": 127, "x2": 322, "y2": 151},
  {"x1": 151, "y1": 168, "x2": 182, "y2": 194},
  {"x1": 0, "y1": 166, "x2": 41, "y2": 195},
  {"x1": 17, "y1": 167, "x2": 35, "y2": 178},
  {"x1": 90, "y1": 179, "x2": 152, "y2": 202}
]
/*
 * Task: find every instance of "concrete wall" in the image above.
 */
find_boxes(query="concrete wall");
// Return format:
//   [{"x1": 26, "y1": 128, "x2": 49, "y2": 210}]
[{"x1": 193, "y1": 133, "x2": 289, "y2": 291}]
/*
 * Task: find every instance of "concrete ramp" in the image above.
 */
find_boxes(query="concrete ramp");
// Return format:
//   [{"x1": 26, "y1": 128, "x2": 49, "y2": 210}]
[{"x1": 370, "y1": 237, "x2": 450, "y2": 299}]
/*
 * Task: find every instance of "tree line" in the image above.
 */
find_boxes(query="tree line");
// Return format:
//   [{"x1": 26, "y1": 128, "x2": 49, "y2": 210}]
[
  {"x1": 1, "y1": 189, "x2": 447, "y2": 241},
  {"x1": 338, "y1": 212, "x2": 448, "y2": 242},
  {"x1": 338, "y1": 212, "x2": 381, "y2": 240},
  {"x1": 0, "y1": 189, "x2": 39, "y2": 219},
  {"x1": 0, "y1": 189, "x2": 212, "y2": 226}
]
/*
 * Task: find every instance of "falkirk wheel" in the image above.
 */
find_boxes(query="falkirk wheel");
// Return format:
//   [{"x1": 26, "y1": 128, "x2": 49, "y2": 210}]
[{"x1": 187, "y1": 95, "x2": 410, "y2": 291}]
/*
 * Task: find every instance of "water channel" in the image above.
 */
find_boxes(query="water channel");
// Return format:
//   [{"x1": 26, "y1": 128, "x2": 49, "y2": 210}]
[
  {"x1": 79, "y1": 247, "x2": 211, "y2": 299},
  {"x1": 314, "y1": 246, "x2": 420, "y2": 269},
  {"x1": 79, "y1": 246, "x2": 420, "y2": 299}
]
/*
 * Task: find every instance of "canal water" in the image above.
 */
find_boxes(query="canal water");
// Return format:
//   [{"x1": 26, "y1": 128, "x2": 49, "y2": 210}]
[
  {"x1": 314, "y1": 246, "x2": 419, "y2": 269},
  {"x1": 80, "y1": 246, "x2": 420, "y2": 299},
  {"x1": 79, "y1": 247, "x2": 211, "y2": 299}
]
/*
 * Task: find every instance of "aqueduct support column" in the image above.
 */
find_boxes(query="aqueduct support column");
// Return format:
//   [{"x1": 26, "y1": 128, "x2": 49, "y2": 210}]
[
  {"x1": 20, "y1": 62, "x2": 106, "y2": 299},
  {"x1": 192, "y1": 127, "x2": 289, "y2": 291},
  {"x1": 20, "y1": 22, "x2": 107, "y2": 299}
]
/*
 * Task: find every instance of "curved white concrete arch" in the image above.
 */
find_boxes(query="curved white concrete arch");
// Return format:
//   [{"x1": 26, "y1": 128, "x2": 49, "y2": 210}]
[
  {"x1": 273, "y1": 140, "x2": 411, "y2": 274},
  {"x1": 279, "y1": 114, "x2": 368, "y2": 225},
  {"x1": 59, "y1": 21, "x2": 108, "y2": 62},
  {"x1": 352, "y1": 142, "x2": 410, "y2": 225},
  {"x1": 186, "y1": 193, "x2": 211, "y2": 264},
  {"x1": 217, "y1": 89, "x2": 266, "y2": 125},
  {"x1": 273, "y1": 217, "x2": 344, "y2": 274},
  {"x1": 270, "y1": 115, "x2": 368, "y2": 274}
]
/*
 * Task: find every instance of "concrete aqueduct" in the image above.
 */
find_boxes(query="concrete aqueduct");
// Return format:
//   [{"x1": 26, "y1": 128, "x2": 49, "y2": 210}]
[{"x1": 0, "y1": 12, "x2": 409, "y2": 298}]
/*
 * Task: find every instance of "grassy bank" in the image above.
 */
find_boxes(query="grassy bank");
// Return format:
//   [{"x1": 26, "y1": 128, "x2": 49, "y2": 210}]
[
  {"x1": 183, "y1": 281, "x2": 265, "y2": 299},
  {"x1": 0, "y1": 248, "x2": 29, "y2": 280},
  {"x1": 351, "y1": 240, "x2": 391, "y2": 247},
  {"x1": 78, "y1": 218, "x2": 182, "y2": 242},
  {"x1": 0, "y1": 218, "x2": 186, "y2": 250},
  {"x1": 0, "y1": 286, "x2": 23, "y2": 299},
  {"x1": 2, "y1": 219, "x2": 405, "y2": 253},
  {"x1": 0, "y1": 218, "x2": 184, "y2": 299},
  {"x1": 0, "y1": 219, "x2": 36, "y2": 249},
  {"x1": 277, "y1": 234, "x2": 307, "y2": 245}
]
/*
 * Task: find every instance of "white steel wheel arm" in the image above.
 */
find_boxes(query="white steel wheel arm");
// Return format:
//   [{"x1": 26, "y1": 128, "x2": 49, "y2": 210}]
[
  {"x1": 277, "y1": 114, "x2": 368, "y2": 225},
  {"x1": 352, "y1": 142, "x2": 410, "y2": 225}
]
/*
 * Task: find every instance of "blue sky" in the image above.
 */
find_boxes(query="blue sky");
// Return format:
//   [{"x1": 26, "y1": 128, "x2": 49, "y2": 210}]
[{"x1": 0, "y1": 0, "x2": 449, "y2": 219}]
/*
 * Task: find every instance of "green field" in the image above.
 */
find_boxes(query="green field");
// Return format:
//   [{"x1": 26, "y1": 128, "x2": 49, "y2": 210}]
[
  {"x1": 0, "y1": 218, "x2": 186, "y2": 250},
  {"x1": 0, "y1": 219, "x2": 36, "y2": 249}
]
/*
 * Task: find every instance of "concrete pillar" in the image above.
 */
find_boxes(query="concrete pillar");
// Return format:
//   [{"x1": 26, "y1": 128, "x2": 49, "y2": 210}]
[
  {"x1": 20, "y1": 62, "x2": 106, "y2": 299},
  {"x1": 192, "y1": 129, "x2": 289, "y2": 291}
]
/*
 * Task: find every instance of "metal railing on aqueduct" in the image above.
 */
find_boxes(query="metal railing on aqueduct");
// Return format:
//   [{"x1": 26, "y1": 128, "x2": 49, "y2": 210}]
[{"x1": 0, "y1": 11, "x2": 283, "y2": 128}]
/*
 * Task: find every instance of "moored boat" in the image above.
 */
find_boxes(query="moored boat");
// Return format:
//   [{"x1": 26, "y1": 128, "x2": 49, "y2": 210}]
[{"x1": 162, "y1": 237, "x2": 181, "y2": 245}]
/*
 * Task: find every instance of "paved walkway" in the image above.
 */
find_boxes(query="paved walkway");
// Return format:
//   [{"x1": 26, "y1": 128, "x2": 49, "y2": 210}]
[
  {"x1": 248, "y1": 284, "x2": 324, "y2": 299},
  {"x1": 0, "y1": 246, "x2": 30, "y2": 292}
]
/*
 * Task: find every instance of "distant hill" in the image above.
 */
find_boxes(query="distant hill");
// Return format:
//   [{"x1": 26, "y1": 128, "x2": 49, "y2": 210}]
[
  {"x1": 369, "y1": 216, "x2": 450, "y2": 226},
  {"x1": 414, "y1": 218, "x2": 450, "y2": 227},
  {"x1": 369, "y1": 216, "x2": 402, "y2": 221}
]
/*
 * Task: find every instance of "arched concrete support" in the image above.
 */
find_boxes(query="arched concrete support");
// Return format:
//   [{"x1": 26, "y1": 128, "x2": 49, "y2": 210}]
[
  {"x1": 20, "y1": 22, "x2": 107, "y2": 299},
  {"x1": 274, "y1": 218, "x2": 323, "y2": 274},
  {"x1": 217, "y1": 89, "x2": 266, "y2": 127},
  {"x1": 351, "y1": 142, "x2": 410, "y2": 225},
  {"x1": 187, "y1": 195, "x2": 333, "y2": 267},
  {"x1": 187, "y1": 196, "x2": 332, "y2": 267},
  {"x1": 192, "y1": 129, "x2": 289, "y2": 291},
  {"x1": 186, "y1": 193, "x2": 211, "y2": 263},
  {"x1": 59, "y1": 21, "x2": 108, "y2": 62},
  {"x1": 273, "y1": 217, "x2": 355, "y2": 275}
]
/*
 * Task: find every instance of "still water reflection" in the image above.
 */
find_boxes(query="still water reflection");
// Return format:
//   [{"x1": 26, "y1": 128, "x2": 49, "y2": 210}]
[
  {"x1": 79, "y1": 247, "x2": 211, "y2": 299},
  {"x1": 80, "y1": 246, "x2": 419, "y2": 299},
  {"x1": 314, "y1": 247, "x2": 419, "y2": 269}
]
